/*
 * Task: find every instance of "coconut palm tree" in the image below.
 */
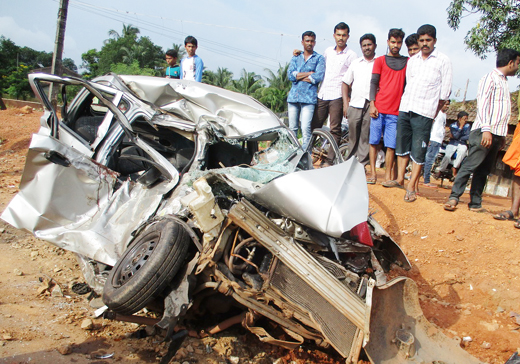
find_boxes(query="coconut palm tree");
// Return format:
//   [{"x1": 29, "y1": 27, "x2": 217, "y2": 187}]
[{"x1": 228, "y1": 69, "x2": 264, "y2": 96}]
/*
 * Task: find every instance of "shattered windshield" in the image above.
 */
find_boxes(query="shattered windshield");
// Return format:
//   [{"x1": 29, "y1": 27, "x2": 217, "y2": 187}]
[{"x1": 190, "y1": 127, "x2": 301, "y2": 185}]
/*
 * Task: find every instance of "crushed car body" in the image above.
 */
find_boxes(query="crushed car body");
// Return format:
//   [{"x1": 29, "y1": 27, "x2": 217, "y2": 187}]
[{"x1": 2, "y1": 74, "x2": 483, "y2": 363}]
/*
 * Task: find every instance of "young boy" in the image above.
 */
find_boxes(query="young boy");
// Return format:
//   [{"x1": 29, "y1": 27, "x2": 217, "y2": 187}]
[
  {"x1": 165, "y1": 49, "x2": 180, "y2": 79},
  {"x1": 180, "y1": 36, "x2": 204, "y2": 82}
]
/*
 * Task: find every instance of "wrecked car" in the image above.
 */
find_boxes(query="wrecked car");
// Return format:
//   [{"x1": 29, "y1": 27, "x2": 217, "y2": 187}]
[{"x1": 2, "y1": 74, "x2": 483, "y2": 363}]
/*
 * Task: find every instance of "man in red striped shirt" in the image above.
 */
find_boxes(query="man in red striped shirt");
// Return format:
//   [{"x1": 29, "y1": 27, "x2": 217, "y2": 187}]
[{"x1": 444, "y1": 48, "x2": 520, "y2": 212}]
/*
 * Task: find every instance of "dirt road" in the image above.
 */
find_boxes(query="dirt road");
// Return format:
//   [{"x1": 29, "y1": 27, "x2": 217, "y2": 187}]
[{"x1": 0, "y1": 108, "x2": 518, "y2": 363}]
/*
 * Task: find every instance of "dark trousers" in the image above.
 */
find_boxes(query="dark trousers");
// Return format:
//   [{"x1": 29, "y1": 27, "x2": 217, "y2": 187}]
[
  {"x1": 449, "y1": 129, "x2": 504, "y2": 208},
  {"x1": 311, "y1": 98, "x2": 343, "y2": 145}
]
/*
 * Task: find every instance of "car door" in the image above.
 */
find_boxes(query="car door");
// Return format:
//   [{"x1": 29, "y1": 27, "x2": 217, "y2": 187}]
[{"x1": 1, "y1": 74, "x2": 178, "y2": 265}]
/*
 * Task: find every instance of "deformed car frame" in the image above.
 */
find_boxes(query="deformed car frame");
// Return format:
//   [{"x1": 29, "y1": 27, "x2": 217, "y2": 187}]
[{"x1": 2, "y1": 73, "x2": 484, "y2": 363}]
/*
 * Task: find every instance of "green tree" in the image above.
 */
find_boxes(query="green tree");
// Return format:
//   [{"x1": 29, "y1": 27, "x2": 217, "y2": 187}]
[
  {"x1": 4, "y1": 64, "x2": 32, "y2": 100},
  {"x1": 203, "y1": 67, "x2": 233, "y2": 88},
  {"x1": 447, "y1": 0, "x2": 520, "y2": 58},
  {"x1": 110, "y1": 60, "x2": 155, "y2": 76},
  {"x1": 257, "y1": 87, "x2": 287, "y2": 113},
  {"x1": 82, "y1": 25, "x2": 164, "y2": 77},
  {"x1": 228, "y1": 69, "x2": 265, "y2": 96},
  {"x1": 171, "y1": 43, "x2": 186, "y2": 60}
]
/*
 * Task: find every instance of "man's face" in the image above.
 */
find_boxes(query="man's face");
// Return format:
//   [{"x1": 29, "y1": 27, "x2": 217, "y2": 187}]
[
  {"x1": 333, "y1": 29, "x2": 349, "y2": 49},
  {"x1": 407, "y1": 44, "x2": 420, "y2": 57},
  {"x1": 387, "y1": 37, "x2": 403, "y2": 56},
  {"x1": 459, "y1": 115, "x2": 468, "y2": 124},
  {"x1": 506, "y1": 56, "x2": 520, "y2": 76},
  {"x1": 361, "y1": 39, "x2": 376, "y2": 59},
  {"x1": 165, "y1": 55, "x2": 177, "y2": 66},
  {"x1": 301, "y1": 36, "x2": 316, "y2": 53},
  {"x1": 442, "y1": 102, "x2": 450, "y2": 112},
  {"x1": 185, "y1": 43, "x2": 197, "y2": 57},
  {"x1": 418, "y1": 34, "x2": 436, "y2": 57}
]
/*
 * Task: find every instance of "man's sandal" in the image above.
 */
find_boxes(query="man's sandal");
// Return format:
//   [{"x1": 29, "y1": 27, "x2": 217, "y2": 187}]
[
  {"x1": 382, "y1": 180, "x2": 404, "y2": 189},
  {"x1": 493, "y1": 210, "x2": 515, "y2": 221},
  {"x1": 443, "y1": 199, "x2": 457, "y2": 211},
  {"x1": 515, "y1": 219, "x2": 520, "y2": 229},
  {"x1": 404, "y1": 190, "x2": 417, "y2": 203}
]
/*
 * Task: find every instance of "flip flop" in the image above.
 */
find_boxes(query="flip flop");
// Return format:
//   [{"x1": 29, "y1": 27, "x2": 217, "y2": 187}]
[
  {"x1": 493, "y1": 210, "x2": 515, "y2": 221},
  {"x1": 422, "y1": 183, "x2": 437, "y2": 188},
  {"x1": 515, "y1": 219, "x2": 520, "y2": 229},
  {"x1": 404, "y1": 190, "x2": 417, "y2": 203},
  {"x1": 443, "y1": 199, "x2": 457, "y2": 211},
  {"x1": 382, "y1": 180, "x2": 404, "y2": 189},
  {"x1": 367, "y1": 177, "x2": 377, "y2": 185}
]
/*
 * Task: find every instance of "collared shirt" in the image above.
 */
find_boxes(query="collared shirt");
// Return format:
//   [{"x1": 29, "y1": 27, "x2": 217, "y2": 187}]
[
  {"x1": 342, "y1": 56, "x2": 375, "y2": 109},
  {"x1": 429, "y1": 111, "x2": 447, "y2": 143},
  {"x1": 287, "y1": 51, "x2": 325, "y2": 104},
  {"x1": 317, "y1": 46, "x2": 357, "y2": 101},
  {"x1": 472, "y1": 68, "x2": 511, "y2": 136},
  {"x1": 448, "y1": 121, "x2": 471, "y2": 146},
  {"x1": 399, "y1": 49, "x2": 452, "y2": 119}
]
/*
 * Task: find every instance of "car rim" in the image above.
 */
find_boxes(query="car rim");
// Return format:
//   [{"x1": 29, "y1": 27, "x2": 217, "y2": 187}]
[{"x1": 113, "y1": 233, "x2": 158, "y2": 287}]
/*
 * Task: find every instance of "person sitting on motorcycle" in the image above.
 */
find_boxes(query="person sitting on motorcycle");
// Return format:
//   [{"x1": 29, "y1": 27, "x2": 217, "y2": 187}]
[{"x1": 438, "y1": 111, "x2": 470, "y2": 178}]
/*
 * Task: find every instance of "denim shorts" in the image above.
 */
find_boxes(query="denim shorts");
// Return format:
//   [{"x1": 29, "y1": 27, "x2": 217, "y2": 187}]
[
  {"x1": 395, "y1": 111, "x2": 433, "y2": 165},
  {"x1": 369, "y1": 113, "x2": 397, "y2": 149}
]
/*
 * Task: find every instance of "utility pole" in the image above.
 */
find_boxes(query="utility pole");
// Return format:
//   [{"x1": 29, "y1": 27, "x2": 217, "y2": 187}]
[
  {"x1": 462, "y1": 79, "x2": 469, "y2": 109},
  {"x1": 49, "y1": 0, "x2": 69, "y2": 108}
]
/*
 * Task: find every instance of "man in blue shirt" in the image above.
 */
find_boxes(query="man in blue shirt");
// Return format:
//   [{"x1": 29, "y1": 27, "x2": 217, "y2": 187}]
[
  {"x1": 165, "y1": 49, "x2": 180, "y2": 79},
  {"x1": 287, "y1": 31, "x2": 325, "y2": 150}
]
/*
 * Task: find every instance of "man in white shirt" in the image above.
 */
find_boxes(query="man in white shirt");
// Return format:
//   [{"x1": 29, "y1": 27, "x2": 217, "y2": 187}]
[
  {"x1": 341, "y1": 34, "x2": 377, "y2": 166},
  {"x1": 383, "y1": 24, "x2": 452, "y2": 203},
  {"x1": 312, "y1": 22, "x2": 357, "y2": 165},
  {"x1": 423, "y1": 100, "x2": 449, "y2": 187}
]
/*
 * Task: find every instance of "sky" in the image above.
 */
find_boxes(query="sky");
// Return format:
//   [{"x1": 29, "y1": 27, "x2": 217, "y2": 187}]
[{"x1": 2, "y1": 0, "x2": 519, "y2": 101}]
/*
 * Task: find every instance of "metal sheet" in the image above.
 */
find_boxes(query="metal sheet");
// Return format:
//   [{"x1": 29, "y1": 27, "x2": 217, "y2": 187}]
[{"x1": 251, "y1": 157, "x2": 368, "y2": 238}]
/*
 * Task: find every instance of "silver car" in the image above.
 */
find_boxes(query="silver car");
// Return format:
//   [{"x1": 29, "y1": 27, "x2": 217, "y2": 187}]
[{"x1": 2, "y1": 74, "x2": 482, "y2": 364}]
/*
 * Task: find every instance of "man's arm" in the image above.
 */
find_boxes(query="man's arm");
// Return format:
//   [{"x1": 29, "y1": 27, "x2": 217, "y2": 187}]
[
  {"x1": 369, "y1": 73, "x2": 381, "y2": 118},
  {"x1": 460, "y1": 125, "x2": 470, "y2": 142},
  {"x1": 308, "y1": 55, "x2": 325, "y2": 84},
  {"x1": 195, "y1": 57, "x2": 204, "y2": 82},
  {"x1": 287, "y1": 57, "x2": 299, "y2": 82},
  {"x1": 342, "y1": 82, "x2": 351, "y2": 118},
  {"x1": 476, "y1": 74, "x2": 495, "y2": 147},
  {"x1": 450, "y1": 123, "x2": 462, "y2": 140}
]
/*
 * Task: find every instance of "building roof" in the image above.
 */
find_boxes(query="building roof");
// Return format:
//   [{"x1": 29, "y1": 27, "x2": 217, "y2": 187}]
[{"x1": 447, "y1": 90, "x2": 519, "y2": 126}]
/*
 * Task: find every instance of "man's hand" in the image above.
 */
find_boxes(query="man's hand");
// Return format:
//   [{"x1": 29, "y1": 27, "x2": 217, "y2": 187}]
[
  {"x1": 301, "y1": 76, "x2": 312, "y2": 83},
  {"x1": 369, "y1": 101, "x2": 378, "y2": 119},
  {"x1": 480, "y1": 131, "x2": 492, "y2": 148},
  {"x1": 296, "y1": 71, "x2": 314, "y2": 81},
  {"x1": 343, "y1": 100, "x2": 350, "y2": 118},
  {"x1": 293, "y1": 49, "x2": 302, "y2": 57}
]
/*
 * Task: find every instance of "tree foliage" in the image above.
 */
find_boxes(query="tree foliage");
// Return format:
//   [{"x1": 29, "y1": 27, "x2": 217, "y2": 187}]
[
  {"x1": 0, "y1": 36, "x2": 77, "y2": 99},
  {"x1": 447, "y1": 0, "x2": 520, "y2": 58},
  {"x1": 228, "y1": 69, "x2": 265, "y2": 96},
  {"x1": 81, "y1": 24, "x2": 163, "y2": 77},
  {"x1": 203, "y1": 67, "x2": 233, "y2": 88}
]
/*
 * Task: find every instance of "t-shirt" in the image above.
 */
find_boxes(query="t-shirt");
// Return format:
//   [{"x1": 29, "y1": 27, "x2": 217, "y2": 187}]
[
  {"x1": 371, "y1": 55, "x2": 407, "y2": 115},
  {"x1": 166, "y1": 65, "x2": 180, "y2": 79},
  {"x1": 180, "y1": 55, "x2": 204, "y2": 82},
  {"x1": 429, "y1": 111, "x2": 446, "y2": 144}
]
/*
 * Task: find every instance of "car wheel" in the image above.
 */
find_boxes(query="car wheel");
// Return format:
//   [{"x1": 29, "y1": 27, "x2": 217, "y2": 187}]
[{"x1": 102, "y1": 218, "x2": 190, "y2": 315}]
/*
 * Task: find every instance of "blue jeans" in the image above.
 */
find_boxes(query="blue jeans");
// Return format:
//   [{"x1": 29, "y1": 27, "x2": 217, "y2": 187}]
[
  {"x1": 288, "y1": 102, "x2": 315, "y2": 150},
  {"x1": 423, "y1": 141, "x2": 441, "y2": 184}
]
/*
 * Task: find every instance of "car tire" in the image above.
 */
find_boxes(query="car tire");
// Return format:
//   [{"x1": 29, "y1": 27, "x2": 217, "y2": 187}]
[{"x1": 102, "y1": 218, "x2": 190, "y2": 315}]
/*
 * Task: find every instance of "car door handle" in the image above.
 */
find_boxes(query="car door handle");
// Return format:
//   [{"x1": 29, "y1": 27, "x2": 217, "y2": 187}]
[{"x1": 44, "y1": 151, "x2": 71, "y2": 167}]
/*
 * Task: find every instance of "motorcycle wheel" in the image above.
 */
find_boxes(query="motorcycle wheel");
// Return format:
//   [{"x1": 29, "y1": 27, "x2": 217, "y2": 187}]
[
  {"x1": 102, "y1": 218, "x2": 190, "y2": 315},
  {"x1": 339, "y1": 144, "x2": 349, "y2": 162}
]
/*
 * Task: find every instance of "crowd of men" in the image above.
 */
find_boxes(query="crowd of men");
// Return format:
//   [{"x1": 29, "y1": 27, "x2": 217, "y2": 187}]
[{"x1": 286, "y1": 22, "x2": 520, "y2": 229}]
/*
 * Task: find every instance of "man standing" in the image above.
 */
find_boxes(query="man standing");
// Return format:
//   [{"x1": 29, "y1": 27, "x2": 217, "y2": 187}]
[
  {"x1": 341, "y1": 34, "x2": 377, "y2": 168},
  {"x1": 287, "y1": 31, "x2": 325, "y2": 150},
  {"x1": 368, "y1": 29, "x2": 407, "y2": 184},
  {"x1": 438, "y1": 111, "x2": 470, "y2": 178},
  {"x1": 444, "y1": 48, "x2": 520, "y2": 211},
  {"x1": 423, "y1": 100, "x2": 449, "y2": 187},
  {"x1": 312, "y1": 22, "x2": 357, "y2": 165},
  {"x1": 405, "y1": 33, "x2": 420, "y2": 57},
  {"x1": 181, "y1": 36, "x2": 204, "y2": 82},
  {"x1": 383, "y1": 24, "x2": 452, "y2": 203},
  {"x1": 165, "y1": 49, "x2": 180, "y2": 79}
]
